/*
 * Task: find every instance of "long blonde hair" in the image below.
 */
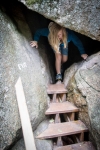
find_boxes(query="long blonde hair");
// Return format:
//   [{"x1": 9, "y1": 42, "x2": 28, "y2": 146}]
[{"x1": 48, "y1": 22, "x2": 67, "y2": 53}]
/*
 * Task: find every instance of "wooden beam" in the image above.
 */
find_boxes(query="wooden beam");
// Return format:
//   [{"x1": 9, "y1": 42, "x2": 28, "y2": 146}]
[
  {"x1": 45, "y1": 102, "x2": 79, "y2": 115},
  {"x1": 53, "y1": 142, "x2": 95, "y2": 150},
  {"x1": 37, "y1": 121, "x2": 88, "y2": 139},
  {"x1": 58, "y1": 93, "x2": 66, "y2": 102},
  {"x1": 15, "y1": 77, "x2": 36, "y2": 150},
  {"x1": 78, "y1": 132, "x2": 84, "y2": 142},
  {"x1": 57, "y1": 137, "x2": 63, "y2": 147},
  {"x1": 52, "y1": 94, "x2": 57, "y2": 102},
  {"x1": 55, "y1": 113, "x2": 61, "y2": 123},
  {"x1": 47, "y1": 84, "x2": 67, "y2": 94}
]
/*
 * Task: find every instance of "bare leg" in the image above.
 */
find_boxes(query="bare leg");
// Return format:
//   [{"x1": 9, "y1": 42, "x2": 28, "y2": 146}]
[
  {"x1": 61, "y1": 55, "x2": 68, "y2": 63},
  {"x1": 61, "y1": 55, "x2": 68, "y2": 75},
  {"x1": 55, "y1": 53, "x2": 62, "y2": 74},
  {"x1": 55, "y1": 53, "x2": 68, "y2": 74}
]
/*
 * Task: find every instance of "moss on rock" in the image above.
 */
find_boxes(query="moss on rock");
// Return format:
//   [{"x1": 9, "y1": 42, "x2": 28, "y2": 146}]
[{"x1": 26, "y1": 0, "x2": 42, "y2": 5}]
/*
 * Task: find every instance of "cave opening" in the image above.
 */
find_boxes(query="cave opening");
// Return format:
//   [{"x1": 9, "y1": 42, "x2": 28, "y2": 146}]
[
  {"x1": 25, "y1": 9, "x2": 100, "y2": 82},
  {"x1": 0, "y1": 0, "x2": 100, "y2": 80}
]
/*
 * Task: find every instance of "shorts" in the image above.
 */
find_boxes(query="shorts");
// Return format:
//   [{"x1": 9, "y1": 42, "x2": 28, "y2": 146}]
[{"x1": 59, "y1": 43, "x2": 68, "y2": 55}]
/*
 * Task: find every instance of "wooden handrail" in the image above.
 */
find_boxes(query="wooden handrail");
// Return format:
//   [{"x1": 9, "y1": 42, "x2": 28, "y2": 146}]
[{"x1": 15, "y1": 77, "x2": 36, "y2": 150}]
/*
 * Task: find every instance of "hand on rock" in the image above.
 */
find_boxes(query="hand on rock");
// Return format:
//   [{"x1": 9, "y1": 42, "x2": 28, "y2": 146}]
[
  {"x1": 30, "y1": 41, "x2": 38, "y2": 48},
  {"x1": 81, "y1": 54, "x2": 88, "y2": 60}
]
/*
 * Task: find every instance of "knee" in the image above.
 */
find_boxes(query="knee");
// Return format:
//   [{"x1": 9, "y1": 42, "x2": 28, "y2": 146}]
[{"x1": 62, "y1": 56, "x2": 68, "y2": 63}]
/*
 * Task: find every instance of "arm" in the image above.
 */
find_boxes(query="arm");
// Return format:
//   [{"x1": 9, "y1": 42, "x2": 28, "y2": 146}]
[
  {"x1": 33, "y1": 28, "x2": 49, "y2": 41},
  {"x1": 30, "y1": 28, "x2": 49, "y2": 48},
  {"x1": 69, "y1": 30, "x2": 88, "y2": 59},
  {"x1": 69, "y1": 30, "x2": 85, "y2": 54}
]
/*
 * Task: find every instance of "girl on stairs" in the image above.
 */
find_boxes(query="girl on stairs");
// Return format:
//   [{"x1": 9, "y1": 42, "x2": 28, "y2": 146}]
[{"x1": 30, "y1": 22, "x2": 88, "y2": 81}]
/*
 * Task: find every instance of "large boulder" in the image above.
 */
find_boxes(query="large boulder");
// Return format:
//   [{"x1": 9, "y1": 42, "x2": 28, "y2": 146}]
[
  {"x1": 0, "y1": 1, "x2": 100, "y2": 149},
  {"x1": 11, "y1": 119, "x2": 53, "y2": 150},
  {"x1": 64, "y1": 52, "x2": 100, "y2": 150},
  {"x1": 11, "y1": 139, "x2": 25, "y2": 150},
  {"x1": 0, "y1": 10, "x2": 52, "y2": 149},
  {"x1": 34, "y1": 119, "x2": 53, "y2": 150},
  {"x1": 21, "y1": 0, "x2": 100, "y2": 41}
]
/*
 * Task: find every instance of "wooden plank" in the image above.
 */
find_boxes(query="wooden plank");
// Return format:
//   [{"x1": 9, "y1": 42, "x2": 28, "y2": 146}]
[
  {"x1": 52, "y1": 93, "x2": 57, "y2": 102},
  {"x1": 15, "y1": 77, "x2": 36, "y2": 150},
  {"x1": 59, "y1": 93, "x2": 66, "y2": 102},
  {"x1": 63, "y1": 113, "x2": 75, "y2": 122},
  {"x1": 78, "y1": 132, "x2": 84, "y2": 142},
  {"x1": 71, "y1": 135, "x2": 80, "y2": 143},
  {"x1": 55, "y1": 113, "x2": 61, "y2": 123},
  {"x1": 68, "y1": 113, "x2": 75, "y2": 121},
  {"x1": 57, "y1": 137, "x2": 63, "y2": 147},
  {"x1": 37, "y1": 120, "x2": 88, "y2": 139},
  {"x1": 53, "y1": 142, "x2": 95, "y2": 150},
  {"x1": 45, "y1": 102, "x2": 79, "y2": 115},
  {"x1": 63, "y1": 114, "x2": 71, "y2": 122},
  {"x1": 47, "y1": 84, "x2": 67, "y2": 94}
]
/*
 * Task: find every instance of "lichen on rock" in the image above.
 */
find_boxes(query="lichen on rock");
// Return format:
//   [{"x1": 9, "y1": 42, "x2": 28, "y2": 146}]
[{"x1": 26, "y1": 0, "x2": 42, "y2": 5}]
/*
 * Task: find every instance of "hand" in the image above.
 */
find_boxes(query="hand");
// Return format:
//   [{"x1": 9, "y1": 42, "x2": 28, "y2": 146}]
[
  {"x1": 81, "y1": 54, "x2": 88, "y2": 60},
  {"x1": 30, "y1": 41, "x2": 38, "y2": 48}
]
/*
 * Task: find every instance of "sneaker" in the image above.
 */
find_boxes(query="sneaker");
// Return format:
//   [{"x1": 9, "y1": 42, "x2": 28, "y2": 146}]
[{"x1": 56, "y1": 73, "x2": 62, "y2": 81}]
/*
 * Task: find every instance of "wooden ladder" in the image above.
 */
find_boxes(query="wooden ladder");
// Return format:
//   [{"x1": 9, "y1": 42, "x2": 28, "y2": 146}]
[{"x1": 37, "y1": 83, "x2": 95, "y2": 150}]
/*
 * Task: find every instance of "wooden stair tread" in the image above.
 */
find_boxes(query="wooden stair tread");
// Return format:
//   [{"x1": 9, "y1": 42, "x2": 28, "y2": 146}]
[
  {"x1": 37, "y1": 120, "x2": 88, "y2": 139},
  {"x1": 54, "y1": 142, "x2": 95, "y2": 150},
  {"x1": 47, "y1": 84, "x2": 67, "y2": 94},
  {"x1": 45, "y1": 102, "x2": 79, "y2": 115}
]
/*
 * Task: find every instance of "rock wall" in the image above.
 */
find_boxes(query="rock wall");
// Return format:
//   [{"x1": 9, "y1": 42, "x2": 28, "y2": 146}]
[
  {"x1": 21, "y1": 0, "x2": 100, "y2": 41},
  {"x1": 0, "y1": 9, "x2": 52, "y2": 149},
  {"x1": 0, "y1": 1, "x2": 100, "y2": 149},
  {"x1": 64, "y1": 52, "x2": 100, "y2": 150},
  {"x1": 11, "y1": 120, "x2": 53, "y2": 150}
]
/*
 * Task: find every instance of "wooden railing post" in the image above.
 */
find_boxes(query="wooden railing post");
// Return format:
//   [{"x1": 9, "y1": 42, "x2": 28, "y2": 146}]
[{"x1": 15, "y1": 77, "x2": 36, "y2": 150}]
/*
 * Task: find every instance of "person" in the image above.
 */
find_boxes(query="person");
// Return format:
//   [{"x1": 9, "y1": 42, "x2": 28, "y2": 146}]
[{"x1": 30, "y1": 22, "x2": 88, "y2": 81}]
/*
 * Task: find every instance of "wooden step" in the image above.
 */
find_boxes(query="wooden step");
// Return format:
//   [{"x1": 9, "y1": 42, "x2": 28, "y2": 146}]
[
  {"x1": 47, "y1": 84, "x2": 67, "y2": 94},
  {"x1": 45, "y1": 102, "x2": 79, "y2": 115},
  {"x1": 53, "y1": 141, "x2": 95, "y2": 150},
  {"x1": 36, "y1": 120, "x2": 88, "y2": 139}
]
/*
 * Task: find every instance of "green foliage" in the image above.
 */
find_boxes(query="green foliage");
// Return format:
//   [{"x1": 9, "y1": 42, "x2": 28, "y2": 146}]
[{"x1": 26, "y1": 0, "x2": 42, "y2": 5}]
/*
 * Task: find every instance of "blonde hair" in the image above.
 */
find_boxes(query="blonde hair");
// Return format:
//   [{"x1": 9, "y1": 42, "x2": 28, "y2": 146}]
[{"x1": 48, "y1": 22, "x2": 67, "y2": 53}]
